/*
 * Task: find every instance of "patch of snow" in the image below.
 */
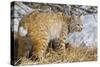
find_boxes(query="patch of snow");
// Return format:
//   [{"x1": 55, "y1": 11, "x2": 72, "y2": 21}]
[{"x1": 67, "y1": 14, "x2": 97, "y2": 47}]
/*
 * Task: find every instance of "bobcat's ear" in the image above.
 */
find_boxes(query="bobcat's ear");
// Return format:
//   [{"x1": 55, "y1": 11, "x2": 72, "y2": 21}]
[
  {"x1": 79, "y1": 14, "x2": 84, "y2": 20},
  {"x1": 79, "y1": 13, "x2": 82, "y2": 18}
]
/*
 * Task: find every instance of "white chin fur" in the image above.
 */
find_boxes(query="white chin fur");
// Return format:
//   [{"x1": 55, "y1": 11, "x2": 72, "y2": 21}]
[{"x1": 19, "y1": 26, "x2": 28, "y2": 37}]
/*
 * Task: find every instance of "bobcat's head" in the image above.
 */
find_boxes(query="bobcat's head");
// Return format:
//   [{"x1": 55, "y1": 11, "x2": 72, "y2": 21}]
[{"x1": 67, "y1": 15, "x2": 83, "y2": 33}]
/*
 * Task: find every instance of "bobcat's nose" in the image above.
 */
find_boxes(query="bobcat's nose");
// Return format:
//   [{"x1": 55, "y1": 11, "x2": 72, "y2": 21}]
[
  {"x1": 81, "y1": 28, "x2": 82, "y2": 31},
  {"x1": 78, "y1": 25, "x2": 82, "y2": 32},
  {"x1": 80, "y1": 24, "x2": 83, "y2": 30},
  {"x1": 79, "y1": 26, "x2": 83, "y2": 31},
  {"x1": 80, "y1": 27, "x2": 82, "y2": 30}
]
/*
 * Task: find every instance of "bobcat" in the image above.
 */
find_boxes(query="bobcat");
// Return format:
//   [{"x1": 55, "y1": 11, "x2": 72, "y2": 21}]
[{"x1": 18, "y1": 11, "x2": 82, "y2": 61}]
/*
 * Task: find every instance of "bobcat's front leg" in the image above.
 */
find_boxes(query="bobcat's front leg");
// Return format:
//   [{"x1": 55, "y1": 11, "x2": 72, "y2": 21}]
[
  {"x1": 52, "y1": 36, "x2": 66, "y2": 54},
  {"x1": 56, "y1": 24, "x2": 68, "y2": 54},
  {"x1": 53, "y1": 25, "x2": 68, "y2": 62},
  {"x1": 57, "y1": 37, "x2": 66, "y2": 54}
]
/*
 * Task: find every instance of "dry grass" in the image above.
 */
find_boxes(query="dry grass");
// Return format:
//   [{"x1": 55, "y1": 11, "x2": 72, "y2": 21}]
[{"x1": 18, "y1": 46, "x2": 97, "y2": 66}]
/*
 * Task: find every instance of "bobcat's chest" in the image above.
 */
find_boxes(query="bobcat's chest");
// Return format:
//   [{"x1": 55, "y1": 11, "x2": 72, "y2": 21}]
[{"x1": 48, "y1": 22, "x2": 62, "y2": 40}]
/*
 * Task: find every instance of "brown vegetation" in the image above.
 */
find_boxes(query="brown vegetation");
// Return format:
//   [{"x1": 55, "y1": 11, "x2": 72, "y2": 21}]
[{"x1": 17, "y1": 45, "x2": 97, "y2": 65}]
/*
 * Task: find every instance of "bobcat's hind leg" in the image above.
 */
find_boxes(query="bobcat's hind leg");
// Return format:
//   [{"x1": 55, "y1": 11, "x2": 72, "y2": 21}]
[{"x1": 31, "y1": 39, "x2": 48, "y2": 62}]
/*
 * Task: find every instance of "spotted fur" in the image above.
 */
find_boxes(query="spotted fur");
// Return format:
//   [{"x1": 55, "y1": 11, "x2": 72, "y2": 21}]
[{"x1": 18, "y1": 12, "x2": 82, "y2": 61}]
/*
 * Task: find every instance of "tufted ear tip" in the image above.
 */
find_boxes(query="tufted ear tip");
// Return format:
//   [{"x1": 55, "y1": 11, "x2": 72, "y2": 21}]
[{"x1": 79, "y1": 13, "x2": 84, "y2": 18}]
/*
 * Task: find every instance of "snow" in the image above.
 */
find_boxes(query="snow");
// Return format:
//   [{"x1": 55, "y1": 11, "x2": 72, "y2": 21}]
[{"x1": 67, "y1": 14, "x2": 97, "y2": 47}]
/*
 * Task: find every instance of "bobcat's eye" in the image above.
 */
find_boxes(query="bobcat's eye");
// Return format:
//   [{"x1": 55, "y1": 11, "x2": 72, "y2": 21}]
[{"x1": 77, "y1": 24, "x2": 80, "y2": 26}]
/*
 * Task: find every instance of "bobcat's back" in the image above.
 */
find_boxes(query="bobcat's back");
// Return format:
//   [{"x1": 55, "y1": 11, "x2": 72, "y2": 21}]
[{"x1": 19, "y1": 12, "x2": 67, "y2": 42}]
